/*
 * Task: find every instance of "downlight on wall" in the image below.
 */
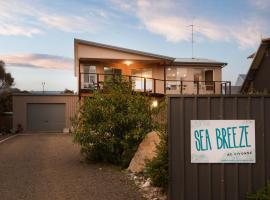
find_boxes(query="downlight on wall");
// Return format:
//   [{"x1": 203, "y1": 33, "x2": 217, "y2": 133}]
[
  {"x1": 151, "y1": 100, "x2": 158, "y2": 108},
  {"x1": 124, "y1": 60, "x2": 133, "y2": 66}
]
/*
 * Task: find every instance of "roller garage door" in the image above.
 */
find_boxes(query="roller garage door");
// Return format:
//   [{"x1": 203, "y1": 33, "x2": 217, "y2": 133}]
[{"x1": 27, "y1": 103, "x2": 65, "y2": 132}]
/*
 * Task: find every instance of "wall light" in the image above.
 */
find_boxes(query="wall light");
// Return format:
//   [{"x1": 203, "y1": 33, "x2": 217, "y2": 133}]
[
  {"x1": 124, "y1": 61, "x2": 133, "y2": 66},
  {"x1": 152, "y1": 100, "x2": 158, "y2": 108}
]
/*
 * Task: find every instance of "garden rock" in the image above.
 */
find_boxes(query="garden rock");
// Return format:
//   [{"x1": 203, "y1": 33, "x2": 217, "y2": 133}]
[{"x1": 128, "y1": 131, "x2": 160, "y2": 173}]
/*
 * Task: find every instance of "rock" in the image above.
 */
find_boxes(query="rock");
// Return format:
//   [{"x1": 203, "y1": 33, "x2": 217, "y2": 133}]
[
  {"x1": 128, "y1": 131, "x2": 160, "y2": 173},
  {"x1": 142, "y1": 178, "x2": 151, "y2": 188}
]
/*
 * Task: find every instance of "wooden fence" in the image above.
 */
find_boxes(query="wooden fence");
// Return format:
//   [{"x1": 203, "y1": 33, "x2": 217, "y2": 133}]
[{"x1": 168, "y1": 95, "x2": 270, "y2": 200}]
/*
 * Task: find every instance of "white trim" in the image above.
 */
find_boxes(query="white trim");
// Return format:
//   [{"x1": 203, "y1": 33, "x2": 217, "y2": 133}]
[{"x1": 0, "y1": 134, "x2": 18, "y2": 144}]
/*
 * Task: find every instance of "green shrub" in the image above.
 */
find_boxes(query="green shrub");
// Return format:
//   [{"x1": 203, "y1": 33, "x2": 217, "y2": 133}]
[
  {"x1": 145, "y1": 100, "x2": 168, "y2": 190},
  {"x1": 246, "y1": 182, "x2": 270, "y2": 200},
  {"x1": 73, "y1": 77, "x2": 155, "y2": 167}
]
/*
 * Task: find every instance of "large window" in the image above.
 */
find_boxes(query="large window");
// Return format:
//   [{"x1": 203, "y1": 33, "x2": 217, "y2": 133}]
[
  {"x1": 83, "y1": 65, "x2": 96, "y2": 88},
  {"x1": 166, "y1": 67, "x2": 187, "y2": 91},
  {"x1": 131, "y1": 68, "x2": 152, "y2": 91}
]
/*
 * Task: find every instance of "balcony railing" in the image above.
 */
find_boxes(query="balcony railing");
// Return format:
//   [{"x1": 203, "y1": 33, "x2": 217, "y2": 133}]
[{"x1": 79, "y1": 72, "x2": 231, "y2": 95}]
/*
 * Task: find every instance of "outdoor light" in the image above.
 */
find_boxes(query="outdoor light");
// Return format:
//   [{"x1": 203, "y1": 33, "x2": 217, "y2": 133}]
[
  {"x1": 152, "y1": 100, "x2": 158, "y2": 108},
  {"x1": 124, "y1": 60, "x2": 132, "y2": 66}
]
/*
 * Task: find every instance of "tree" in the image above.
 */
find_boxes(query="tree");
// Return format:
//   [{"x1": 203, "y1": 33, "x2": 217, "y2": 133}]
[
  {"x1": 73, "y1": 77, "x2": 155, "y2": 167},
  {"x1": 0, "y1": 61, "x2": 14, "y2": 113},
  {"x1": 0, "y1": 61, "x2": 14, "y2": 90}
]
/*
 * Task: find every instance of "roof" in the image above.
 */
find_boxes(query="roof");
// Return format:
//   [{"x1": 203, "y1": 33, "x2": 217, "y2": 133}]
[
  {"x1": 13, "y1": 91, "x2": 77, "y2": 96},
  {"x1": 235, "y1": 74, "x2": 246, "y2": 86},
  {"x1": 241, "y1": 37, "x2": 270, "y2": 92},
  {"x1": 75, "y1": 38, "x2": 227, "y2": 69},
  {"x1": 75, "y1": 38, "x2": 175, "y2": 61},
  {"x1": 173, "y1": 58, "x2": 227, "y2": 66}
]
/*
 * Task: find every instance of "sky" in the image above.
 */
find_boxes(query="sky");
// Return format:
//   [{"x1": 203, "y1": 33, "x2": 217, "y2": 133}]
[{"x1": 0, "y1": 0, "x2": 269, "y2": 91}]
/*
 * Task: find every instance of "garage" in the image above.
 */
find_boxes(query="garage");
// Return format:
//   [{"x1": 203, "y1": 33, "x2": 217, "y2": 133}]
[
  {"x1": 13, "y1": 93, "x2": 78, "y2": 133},
  {"x1": 27, "y1": 103, "x2": 66, "y2": 132}
]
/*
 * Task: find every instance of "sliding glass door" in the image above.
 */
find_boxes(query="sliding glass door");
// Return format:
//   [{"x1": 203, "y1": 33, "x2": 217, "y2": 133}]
[{"x1": 131, "y1": 68, "x2": 152, "y2": 91}]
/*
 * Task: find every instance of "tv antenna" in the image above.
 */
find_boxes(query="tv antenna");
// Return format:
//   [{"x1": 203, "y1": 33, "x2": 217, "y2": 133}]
[
  {"x1": 42, "y1": 82, "x2": 45, "y2": 93},
  {"x1": 188, "y1": 18, "x2": 195, "y2": 59}
]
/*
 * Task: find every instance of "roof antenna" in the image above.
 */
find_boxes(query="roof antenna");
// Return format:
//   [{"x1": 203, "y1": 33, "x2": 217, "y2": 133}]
[
  {"x1": 42, "y1": 82, "x2": 45, "y2": 94},
  {"x1": 188, "y1": 17, "x2": 195, "y2": 59}
]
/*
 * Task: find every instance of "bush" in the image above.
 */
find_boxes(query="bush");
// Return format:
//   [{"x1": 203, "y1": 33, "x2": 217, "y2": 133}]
[
  {"x1": 246, "y1": 182, "x2": 270, "y2": 200},
  {"x1": 145, "y1": 126, "x2": 168, "y2": 190},
  {"x1": 145, "y1": 101, "x2": 168, "y2": 190},
  {"x1": 73, "y1": 77, "x2": 155, "y2": 167}
]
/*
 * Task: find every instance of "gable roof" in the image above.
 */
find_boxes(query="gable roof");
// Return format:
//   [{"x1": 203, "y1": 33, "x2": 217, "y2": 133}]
[
  {"x1": 75, "y1": 38, "x2": 175, "y2": 61},
  {"x1": 241, "y1": 37, "x2": 270, "y2": 92}
]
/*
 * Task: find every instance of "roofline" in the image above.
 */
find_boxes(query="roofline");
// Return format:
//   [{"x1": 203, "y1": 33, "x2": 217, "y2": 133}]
[
  {"x1": 241, "y1": 38, "x2": 270, "y2": 92},
  {"x1": 74, "y1": 38, "x2": 175, "y2": 61},
  {"x1": 262, "y1": 37, "x2": 270, "y2": 43},
  {"x1": 171, "y1": 61, "x2": 227, "y2": 67}
]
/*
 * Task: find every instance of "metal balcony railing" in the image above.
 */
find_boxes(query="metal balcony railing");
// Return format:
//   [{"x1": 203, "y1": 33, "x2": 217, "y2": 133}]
[{"x1": 79, "y1": 72, "x2": 232, "y2": 95}]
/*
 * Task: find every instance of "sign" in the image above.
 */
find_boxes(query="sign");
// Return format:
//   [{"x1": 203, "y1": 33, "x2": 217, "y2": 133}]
[{"x1": 191, "y1": 120, "x2": 255, "y2": 163}]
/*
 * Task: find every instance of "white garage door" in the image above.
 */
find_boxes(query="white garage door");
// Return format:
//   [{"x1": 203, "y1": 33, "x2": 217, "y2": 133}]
[{"x1": 27, "y1": 103, "x2": 66, "y2": 132}]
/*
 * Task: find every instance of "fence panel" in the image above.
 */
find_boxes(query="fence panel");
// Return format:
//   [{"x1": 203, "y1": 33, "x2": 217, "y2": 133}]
[{"x1": 168, "y1": 95, "x2": 270, "y2": 200}]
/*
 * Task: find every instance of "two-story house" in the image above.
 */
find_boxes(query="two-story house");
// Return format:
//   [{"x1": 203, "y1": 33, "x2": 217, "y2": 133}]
[{"x1": 75, "y1": 39, "x2": 230, "y2": 97}]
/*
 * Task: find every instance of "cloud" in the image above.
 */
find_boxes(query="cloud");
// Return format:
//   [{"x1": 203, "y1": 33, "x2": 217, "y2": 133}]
[
  {"x1": 111, "y1": 0, "x2": 267, "y2": 49},
  {"x1": 1, "y1": 54, "x2": 73, "y2": 70},
  {"x1": 0, "y1": 0, "x2": 110, "y2": 36},
  {"x1": 248, "y1": 0, "x2": 270, "y2": 9}
]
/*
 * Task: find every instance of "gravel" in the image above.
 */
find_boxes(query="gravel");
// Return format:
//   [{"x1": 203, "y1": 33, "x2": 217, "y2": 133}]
[{"x1": 0, "y1": 133, "x2": 143, "y2": 200}]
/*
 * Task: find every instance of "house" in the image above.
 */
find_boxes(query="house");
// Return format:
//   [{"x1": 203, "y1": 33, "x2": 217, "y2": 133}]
[
  {"x1": 230, "y1": 74, "x2": 246, "y2": 94},
  {"x1": 241, "y1": 38, "x2": 270, "y2": 93},
  {"x1": 74, "y1": 39, "x2": 230, "y2": 97},
  {"x1": 235, "y1": 74, "x2": 246, "y2": 86}
]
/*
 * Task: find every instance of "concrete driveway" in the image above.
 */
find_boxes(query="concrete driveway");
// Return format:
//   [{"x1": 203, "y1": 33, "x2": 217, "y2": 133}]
[{"x1": 0, "y1": 134, "x2": 143, "y2": 200}]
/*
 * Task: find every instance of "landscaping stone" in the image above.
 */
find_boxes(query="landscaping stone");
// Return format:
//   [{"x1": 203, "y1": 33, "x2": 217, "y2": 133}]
[
  {"x1": 127, "y1": 172, "x2": 167, "y2": 200},
  {"x1": 128, "y1": 131, "x2": 160, "y2": 173}
]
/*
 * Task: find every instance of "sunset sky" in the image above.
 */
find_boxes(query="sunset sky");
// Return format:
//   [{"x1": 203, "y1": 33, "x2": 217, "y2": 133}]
[{"x1": 0, "y1": 0, "x2": 269, "y2": 91}]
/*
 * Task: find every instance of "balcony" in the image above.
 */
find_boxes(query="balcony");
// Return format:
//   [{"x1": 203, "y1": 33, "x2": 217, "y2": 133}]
[{"x1": 79, "y1": 72, "x2": 232, "y2": 96}]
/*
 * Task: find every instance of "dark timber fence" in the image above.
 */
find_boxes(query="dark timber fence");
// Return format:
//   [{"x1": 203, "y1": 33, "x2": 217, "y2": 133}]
[{"x1": 168, "y1": 95, "x2": 270, "y2": 200}]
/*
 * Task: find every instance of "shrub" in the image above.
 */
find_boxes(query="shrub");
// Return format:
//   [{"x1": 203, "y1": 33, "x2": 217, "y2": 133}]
[
  {"x1": 145, "y1": 101, "x2": 168, "y2": 190},
  {"x1": 246, "y1": 182, "x2": 270, "y2": 200},
  {"x1": 73, "y1": 77, "x2": 155, "y2": 167}
]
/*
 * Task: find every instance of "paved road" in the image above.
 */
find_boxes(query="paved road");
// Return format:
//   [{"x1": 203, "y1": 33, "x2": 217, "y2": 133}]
[{"x1": 0, "y1": 134, "x2": 143, "y2": 200}]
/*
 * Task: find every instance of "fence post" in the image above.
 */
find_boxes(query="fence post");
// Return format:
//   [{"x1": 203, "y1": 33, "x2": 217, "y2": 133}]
[
  {"x1": 144, "y1": 78, "x2": 146, "y2": 93},
  {"x1": 229, "y1": 82, "x2": 231, "y2": 95},
  {"x1": 197, "y1": 81, "x2": 199, "y2": 94},
  {"x1": 78, "y1": 68, "x2": 81, "y2": 93},
  {"x1": 164, "y1": 80, "x2": 166, "y2": 94},
  {"x1": 180, "y1": 81, "x2": 183, "y2": 94},
  {"x1": 97, "y1": 73, "x2": 99, "y2": 89},
  {"x1": 153, "y1": 79, "x2": 156, "y2": 94}
]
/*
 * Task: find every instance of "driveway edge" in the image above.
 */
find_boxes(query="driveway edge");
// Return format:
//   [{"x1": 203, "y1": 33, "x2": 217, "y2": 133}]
[{"x1": 0, "y1": 134, "x2": 18, "y2": 144}]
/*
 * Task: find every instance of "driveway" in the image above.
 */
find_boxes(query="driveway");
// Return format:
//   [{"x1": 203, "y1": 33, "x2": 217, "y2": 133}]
[{"x1": 0, "y1": 134, "x2": 143, "y2": 200}]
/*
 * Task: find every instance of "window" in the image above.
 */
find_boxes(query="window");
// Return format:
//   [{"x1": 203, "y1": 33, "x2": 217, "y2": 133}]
[
  {"x1": 104, "y1": 67, "x2": 122, "y2": 81},
  {"x1": 131, "y1": 68, "x2": 152, "y2": 91},
  {"x1": 83, "y1": 65, "x2": 96, "y2": 88},
  {"x1": 166, "y1": 67, "x2": 187, "y2": 90}
]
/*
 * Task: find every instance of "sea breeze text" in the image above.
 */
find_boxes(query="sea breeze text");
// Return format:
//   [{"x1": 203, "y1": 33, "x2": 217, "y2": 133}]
[{"x1": 194, "y1": 125, "x2": 251, "y2": 151}]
